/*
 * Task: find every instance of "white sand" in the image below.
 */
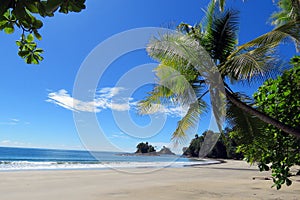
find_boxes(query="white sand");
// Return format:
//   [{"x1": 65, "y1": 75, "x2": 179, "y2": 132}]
[{"x1": 0, "y1": 160, "x2": 299, "y2": 200}]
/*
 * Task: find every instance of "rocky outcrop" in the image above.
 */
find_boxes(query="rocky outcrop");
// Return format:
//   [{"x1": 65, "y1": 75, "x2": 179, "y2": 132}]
[{"x1": 157, "y1": 146, "x2": 175, "y2": 155}]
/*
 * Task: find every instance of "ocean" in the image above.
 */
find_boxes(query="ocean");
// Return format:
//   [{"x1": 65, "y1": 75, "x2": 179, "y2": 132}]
[{"x1": 0, "y1": 147, "x2": 218, "y2": 171}]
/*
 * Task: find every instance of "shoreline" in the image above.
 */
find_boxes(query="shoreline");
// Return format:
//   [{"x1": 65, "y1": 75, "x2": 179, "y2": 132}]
[
  {"x1": 0, "y1": 160, "x2": 299, "y2": 200},
  {"x1": 0, "y1": 158, "x2": 221, "y2": 172}
]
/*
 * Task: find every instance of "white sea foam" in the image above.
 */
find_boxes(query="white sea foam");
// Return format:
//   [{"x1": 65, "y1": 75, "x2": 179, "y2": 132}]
[{"x1": 0, "y1": 160, "x2": 219, "y2": 171}]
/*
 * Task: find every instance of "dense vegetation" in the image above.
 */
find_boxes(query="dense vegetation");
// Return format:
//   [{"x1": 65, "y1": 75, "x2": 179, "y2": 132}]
[
  {"x1": 230, "y1": 56, "x2": 300, "y2": 189},
  {"x1": 183, "y1": 130, "x2": 243, "y2": 160},
  {"x1": 135, "y1": 142, "x2": 156, "y2": 154},
  {"x1": 139, "y1": 0, "x2": 300, "y2": 189},
  {"x1": 139, "y1": 0, "x2": 300, "y2": 145}
]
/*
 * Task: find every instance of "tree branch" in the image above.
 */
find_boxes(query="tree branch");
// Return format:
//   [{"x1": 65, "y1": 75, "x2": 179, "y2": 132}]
[{"x1": 225, "y1": 89, "x2": 300, "y2": 137}]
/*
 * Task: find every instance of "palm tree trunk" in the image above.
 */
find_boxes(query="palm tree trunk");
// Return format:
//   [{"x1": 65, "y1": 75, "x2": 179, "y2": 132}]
[{"x1": 225, "y1": 89, "x2": 300, "y2": 138}]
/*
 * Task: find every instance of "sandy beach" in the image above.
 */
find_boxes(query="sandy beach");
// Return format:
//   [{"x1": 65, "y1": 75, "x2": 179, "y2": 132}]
[{"x1": 0, "y1": 160, "x2": 299, "y2": 200}]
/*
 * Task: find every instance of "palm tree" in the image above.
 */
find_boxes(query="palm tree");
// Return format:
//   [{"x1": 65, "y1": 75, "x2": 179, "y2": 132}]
[
  {"x1": 271, "y1": 0, "x2": 300, "y2": 26},
  {"x1": 215, "y1": 0, "x2": 300, "y2": 51},
  {"x1": 138, "y1": 1, "x2": 300, "y2": 147},
  {"x1": 216, "y1": 0, "x2": 300, "y2": 21},
  {"x1": 271, "y1": 0, "x2": 300, "y2": 50}
]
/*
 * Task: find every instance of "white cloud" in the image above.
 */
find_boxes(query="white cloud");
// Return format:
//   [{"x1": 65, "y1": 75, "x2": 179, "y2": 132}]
[
  {"x1": 46, "y1": 87, "x2": 135, "y2": 113},
  {"x1": 97, "y1": 87, "x2": 124, "y2": 98},
  {"x1": 47, "y1": 89, "x2": 99, "y2": 112},
  {"x1": 108, "y1": 103, "x2": 131, "y2": 111},
  {"x1": 47, "y1": 87, "x2": 188, "y2": 118},
  {"x1": 163, "y1": 106, "x2": 188, "y2": 118}
]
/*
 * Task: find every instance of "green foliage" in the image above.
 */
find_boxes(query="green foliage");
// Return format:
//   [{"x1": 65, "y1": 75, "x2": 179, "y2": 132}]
[
  {"x1": 207, "y1": 10, "x2": 239, "y2": 63},
  {"x1": 226, "y1": 93, "x2": 266, "y2": 163},
  {"x1": 0, "y1": 0, "x2": 86, "y2": 64},
  {"x1": 142, "y1": 8, "x2": 241, "y2": 144},
  {"x1": 138, "y1": 0, "x2": 300, "y2": 190},
  {"x1": 207, "y1": 136, "x2": 228, "y2": 159},
  {"x1": 270, "y1": 0, "x2": 300, "y2": 51},
  {"x1": 183, "y1": 130, "x2": 243, "y2": 159},
  {"x1": 271, "y1": 0, "x2": 300, "y2": 26},
  {"x1": 213, "y1": 0, "x2": 299, "y2": 25},
  {"x1": 232, "y1": 56, "x2": 300, "y2": 189},
  {"x1": 135, "y1": 142, "x2": 156, "y2": 154},
  {"x1": 140, "y1": 1, "x2": 300, "y2": 146},
  {"x1": 16, "y1": 33, "x2": 44, "y2": 64},
  {"x1": 183, "y1": 134, "x2": 204, "y2": 157}
]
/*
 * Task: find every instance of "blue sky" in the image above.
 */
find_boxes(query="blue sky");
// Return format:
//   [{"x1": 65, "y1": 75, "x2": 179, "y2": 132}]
[{"x1": 0, "y1": 0, "x2": 294, "y2": 153}]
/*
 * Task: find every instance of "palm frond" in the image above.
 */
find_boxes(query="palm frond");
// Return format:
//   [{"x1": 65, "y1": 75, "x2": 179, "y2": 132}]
[
  {"x1": 159, "y1": 58, "x2": 199, "y2": 83},
  {"x1": 177, "y1": 23, "x2": 203, "y2": 43},
  {"x1": 201, "y1": 0, "x2": 217, "y2": 36},
  {"x1": 147, "y1": 33, "x2": 218, "y2": 80},
  {"x1": 233, "y1": 20, "x2": 300, "y2": 52},
  {"x1": 206, "y1": 10, "x2": 239, "y2": 63},
  {"x1": 155, "y1": 64, "x2": 200, "y2": 106},
  {"x1": 221, "y1": 45, "x2": 280, "y2": 81},
  {"x1": 271, "y1": 0, "x2": 300, "y2": 26},
  {"x1": 147, "y1": 32, "x2": 221, "y2": 112},
  {"x1": 138, "y1": 75, "x2": 206, "y2": 116},
  {"x1": 218, "y1": 0, "x2": 226, "y2": 12},
  {"x1": 177, "y1": 23, "x2": 193, "y2": 34},
  {"x1": 172, "y1": 100, "x2": 207, "y2": 144},
  {"x1": 138, "y1": 84, "x2": 174, "y2": 115}
]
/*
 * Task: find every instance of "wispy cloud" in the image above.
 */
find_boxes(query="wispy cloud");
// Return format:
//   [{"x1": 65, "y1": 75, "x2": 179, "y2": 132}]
[
  {"x1": 47, "y1": 87, "x2": 188, "y2": 118},
  {"x1": 47, "y1": 89, "x2": 100, "y2": 112},
  {"x1": 0, "y1": 140, "x2": 30, "y2": 147},
  {"x1": 0, "y1": 140, "x2": 83, "y2": 150},
  {"x1": 0, "y1": 118, "x2": 27, "y2": 126},
  {"x1": 162, "y1": 106, "x2": 188, "y2": 118},
  {"x1": 109, "y1": 132, "x2": 130, "y2": 139},
  {"x1": 46, "y1": 87, "x2": 134, "y2": 113},
  {"x1": 0, "y1": 140, "x2": 11, "y2": 145},
  {"x1": 10, "y1": 118, "x2": 20, "y2": 122},
  {"x1": 140, "y1": 103, "x2": 188, "y2": 118}
]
